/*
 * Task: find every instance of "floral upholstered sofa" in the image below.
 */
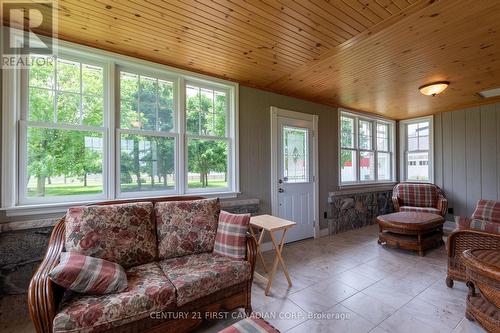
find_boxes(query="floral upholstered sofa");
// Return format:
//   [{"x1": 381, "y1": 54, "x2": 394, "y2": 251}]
[{"x1": 28, "y1": 196, "x2": 256, "y2": 333}]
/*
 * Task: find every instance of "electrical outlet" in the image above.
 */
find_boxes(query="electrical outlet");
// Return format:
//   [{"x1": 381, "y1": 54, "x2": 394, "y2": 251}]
[
  {"x1": 323, "y1": 211, "x2": 328, "y2": 219},
  {"x1": 448, "y1": 207, "x2": 454, "y2": 215}
]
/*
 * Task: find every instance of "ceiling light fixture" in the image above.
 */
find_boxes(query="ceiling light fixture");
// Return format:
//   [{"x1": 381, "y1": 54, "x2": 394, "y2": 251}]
[
  {"x1": 418, "y1": 81, "x2": 449, "y2": 96},
  {"x1": 478, "y1": 87, "x2": 500, "y2": 99}
]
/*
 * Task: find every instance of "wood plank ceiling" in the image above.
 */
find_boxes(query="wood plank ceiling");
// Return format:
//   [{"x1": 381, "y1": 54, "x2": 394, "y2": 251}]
[{"x1": 4, "y1": 0, "x2": 500, "y2": 119}]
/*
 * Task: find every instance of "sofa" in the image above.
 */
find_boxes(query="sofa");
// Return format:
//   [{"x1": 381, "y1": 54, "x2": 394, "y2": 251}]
[
  {"x1": 28, "y1": 196, "x2": 257, "y2": 333},
  {"x1": 392, "y1": 183, "x2": 448, "y2": 216},
  {"x1": 446, "y1": 199, "x2": 500, "y2": 288}
]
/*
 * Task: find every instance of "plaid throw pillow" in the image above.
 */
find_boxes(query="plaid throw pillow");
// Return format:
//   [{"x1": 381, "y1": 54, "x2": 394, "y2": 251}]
[
  {"x1": 472, "y1": 200, "x2": 500, "y2": 224},
  {"x1": 213, "y1": 211, "x2": 250, "y2": 260},
  {"x1": 458, "y1": 217, "x2": 500, "y2": 234},
  {"x1": 49, "y1": 252, "x2": 128, "y2": 294}
]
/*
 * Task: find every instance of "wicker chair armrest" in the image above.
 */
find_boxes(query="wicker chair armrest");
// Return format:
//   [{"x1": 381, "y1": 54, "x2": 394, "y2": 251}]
[
  {"x1": 391, "y1": 196, "x2": 401, "y2": 211},
  {"x1": 245, "y1": 233, "x2": 257, "y2": 277},
  {"x1": 437, "y1": 195, "x2": 448, "y2": 217},
  {"x1": 28, "y1": 218, "x2": 66, "y2": 333},
  {"x1": 447, "y1": 229, "x2": 500, "y2": 258}
]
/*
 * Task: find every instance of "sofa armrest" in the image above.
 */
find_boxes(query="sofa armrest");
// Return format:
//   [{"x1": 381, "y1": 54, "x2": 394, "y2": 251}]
[
  {"x1": 245, "y1": 233, "x2": 257, "y2": 276},
  {"x1": 28, "y1": 218, "x2": 66, "y2": 333},
  {"x1": 437, "y1": 195, "x2": 448, "y2": 217},
  {"x1": 391, "y1": 197, "x2": 400, "y2": 212}
]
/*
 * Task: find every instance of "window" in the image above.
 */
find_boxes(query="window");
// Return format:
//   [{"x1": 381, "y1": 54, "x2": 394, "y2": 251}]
[
  {"x1": 118, "y1": 70, "x2": 176, "y2": 195},
  {"x1": 185, "y1": 84, "x2": 230, "y2": 191},
  {"x1": 4, "y1": 40, "x2": 238, "y2": 209},
  {"x1": 21, "y1": 55, "x2": 106, "y2": 203},
  {"x1": 400, "y1": 116, "x2": 433, "y2": 182},
  {"x1": 339, "y1": 110, "x2": 395, "y2": 185}
]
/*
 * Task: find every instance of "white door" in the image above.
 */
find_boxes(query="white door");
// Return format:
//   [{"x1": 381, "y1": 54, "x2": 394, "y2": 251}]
[{"x1": 271, "y1": 108, "x2": 317, "y2": 243}]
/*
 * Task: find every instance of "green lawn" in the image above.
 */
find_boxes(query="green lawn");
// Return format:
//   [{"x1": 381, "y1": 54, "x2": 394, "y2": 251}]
[{"x1": 27, "y1": 180, "x2": 228, "y2": 197}]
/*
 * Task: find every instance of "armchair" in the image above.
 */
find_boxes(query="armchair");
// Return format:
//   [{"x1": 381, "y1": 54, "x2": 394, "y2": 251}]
[
  {"x1": 446, "y1": 199, "x2": 500, "y2": 288},
  {"x1": 392, "y1": 183, "x2": 448, "y2": 216}
]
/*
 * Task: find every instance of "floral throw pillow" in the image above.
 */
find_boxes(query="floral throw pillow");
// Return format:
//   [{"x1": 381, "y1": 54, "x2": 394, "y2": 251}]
[
  {"x1": 49, "y1": 252, "x2": 127, "y2": 294},
  {"x1": 65, "y1": 202, "x2": 157, "y2": 268},
  {"x1": 155, "y1": 198, "x2": 220, "y2": 260}
]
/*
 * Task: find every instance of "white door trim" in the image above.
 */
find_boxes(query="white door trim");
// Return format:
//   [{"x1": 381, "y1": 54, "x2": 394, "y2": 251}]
[{"x1": 270, "y1": 106, "x2": 320, "y2": 239}]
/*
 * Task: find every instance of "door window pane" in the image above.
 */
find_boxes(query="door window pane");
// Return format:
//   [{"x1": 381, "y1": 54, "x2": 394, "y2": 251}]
[
  {"x1": 187, "y1": 139, "x2": 228, "y2": 189},
  {"x1": 283, "y1": 127, "x2": 308, "y2": 183},
  {"x1": 341, "y1": 116, "x2": 354, "y2": 148},
  {"x1": 359, "y1": 120, "x2": 372, "y2": 150},
  {"x1": 340, "y1": 149, "x2": 356, "y2": 182},
  {"x1": 407, "y1": 151, "x2": 429, "y2": 181},
  {"x1": 377, "y1": 152, "x2": 391, "y2": 180},
  {"x1": 26, "y1": 128, "x2": 103, "y2": 197},
  {"x1": 360, "y1": 151, "x2": 375, "y2": 181},
  {"x1": 120, "y1": 134, "x2": 175, "y2": 192}
]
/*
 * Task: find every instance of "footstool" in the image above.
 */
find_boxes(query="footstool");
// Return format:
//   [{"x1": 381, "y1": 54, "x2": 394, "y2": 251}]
[{"x1": 219, "y1": 316, "x2": 280, "y2": 333}]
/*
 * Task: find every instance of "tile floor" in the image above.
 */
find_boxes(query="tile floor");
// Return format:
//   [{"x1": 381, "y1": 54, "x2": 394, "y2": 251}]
[{"x1": 1, "y1": 224, "x2": 487, "y2": 333}]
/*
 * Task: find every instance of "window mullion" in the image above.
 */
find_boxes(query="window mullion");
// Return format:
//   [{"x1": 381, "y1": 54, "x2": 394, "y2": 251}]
[
  {"x1": 107, "y1": 60, "x2": 116, "y2": 200},
  {"x1": 178, "y1": 76, "x2": 186, "y2": 195}
]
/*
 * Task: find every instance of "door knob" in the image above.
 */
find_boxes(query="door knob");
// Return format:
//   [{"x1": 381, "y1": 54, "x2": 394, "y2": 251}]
[{"x1": 278, "y1": 188, "x2": 284, "y2": 193}]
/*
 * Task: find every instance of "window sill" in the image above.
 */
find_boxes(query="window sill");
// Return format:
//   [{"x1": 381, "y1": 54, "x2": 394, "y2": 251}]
[
  {"x1": 1, "y1": 191, "x2": 240, "y2": 217},
  {"x1": 332, "y1": 182, "x2": 396, "y2": 196}
]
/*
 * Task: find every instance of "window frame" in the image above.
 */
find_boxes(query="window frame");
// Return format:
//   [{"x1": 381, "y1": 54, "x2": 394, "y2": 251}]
[
  {"x1": 1, "y1": 35, "x2": 239, "y2": 214},
  {"x1": 339, "y1": 109, "x2": 396, "y2": 186},
  {"x1": 399, "y1": 116, "x2": 434, "y2": 183},
  {"x1": 115, "y1": 65, "x2": 180, "y2": 199},
  {"x1": 19, "y1": 52, "x2": 110, "y2": 205},
  {"x1": 184, "y1": 80, "x2": 233, "y2": 195}
]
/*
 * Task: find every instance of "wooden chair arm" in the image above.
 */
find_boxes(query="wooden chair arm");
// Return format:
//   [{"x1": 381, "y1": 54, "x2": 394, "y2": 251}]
[
  {"x1": 391, "y1": 196, "x2": 401, "y2": 211},
  {"x1": 28, "y1": 218, "x2": 66, "y2": 333},
  {"x1": 437, "y1": 196, "x2": 448, "y2": 217}
]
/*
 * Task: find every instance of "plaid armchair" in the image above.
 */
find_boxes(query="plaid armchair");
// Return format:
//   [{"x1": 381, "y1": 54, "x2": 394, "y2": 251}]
[
  {"x1": 392, "y1": 183, "x2": 448, "y2": 217},
  {"x1": 446, "y1": 200, "x2": 500, "y2": 288}
]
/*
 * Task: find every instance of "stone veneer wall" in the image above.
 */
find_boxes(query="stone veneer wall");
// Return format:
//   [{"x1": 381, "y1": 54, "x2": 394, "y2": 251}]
[
  {"x1": 0, "y1": 199, "x2": 259, "y2": 295},
  {"x1": 328, "y1": 188, "x2": 394, "y2": 235}
]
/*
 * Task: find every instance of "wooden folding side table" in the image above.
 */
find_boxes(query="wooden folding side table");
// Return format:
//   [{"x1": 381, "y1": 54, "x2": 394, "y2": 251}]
[{"x1": 249, "y1": 214, "x2": 296, "y2": 296}]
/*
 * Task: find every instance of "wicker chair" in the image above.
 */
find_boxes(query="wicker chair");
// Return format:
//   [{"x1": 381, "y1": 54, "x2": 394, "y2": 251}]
[
  {"x1": 392, "y1": 183, "x2": 448, "y2": 216},
  {"x1": 446, "y1": 199, "x2": 500, "y2": 288}
]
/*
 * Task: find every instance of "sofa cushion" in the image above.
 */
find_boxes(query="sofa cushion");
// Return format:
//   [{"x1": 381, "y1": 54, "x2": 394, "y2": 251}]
[
  {"x1": 399, "y1": 206, "x2": 441, "y2": 215},
  {"x1": 472, "y1": 200, "x2": 500, "y2": 224},
  {"x1": 155, "y1": 198, "x2": 220, "y2": 260},
  {"x1": 393, "y1": 183, "x2": 438, "y2": 208},
  {"x1": 65, "y1": 202, "x2": 156, "y2": 268},
  {"x1": 53, "y1": 262, "x2": 176, "y2": 333},
  {"x1": 214, "y1": 211, "x2": 250, "y2": 260},
  {"x1": 159, "y1": 252, "x2": 251, "y2": 306},
  {"x1": 49, "y1": 252, "x2": 127, "y2": 295},
  {"x1": 458, "y1": 217, "x2": 500, "y2": 234}
]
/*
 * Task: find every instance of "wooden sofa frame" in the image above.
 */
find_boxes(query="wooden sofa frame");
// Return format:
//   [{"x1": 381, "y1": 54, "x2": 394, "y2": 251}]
[
  {"x1": 28, "y1": 196, "x2": 257, "y2": 333},
  {"x1": 446, "y1": 229, "x2": 500, "y2": 288}
]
